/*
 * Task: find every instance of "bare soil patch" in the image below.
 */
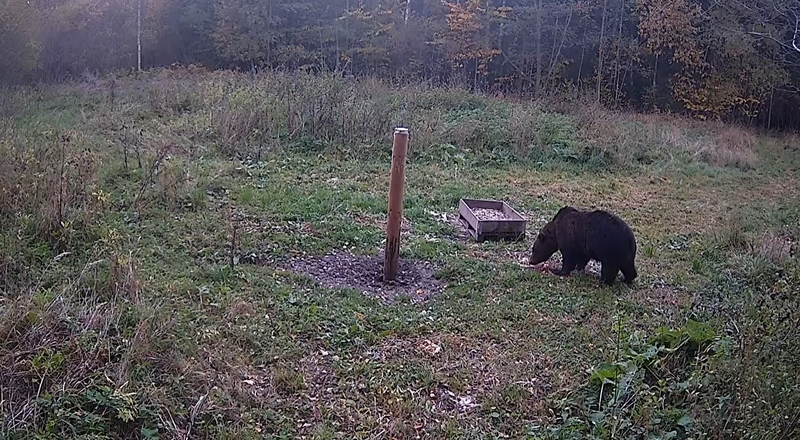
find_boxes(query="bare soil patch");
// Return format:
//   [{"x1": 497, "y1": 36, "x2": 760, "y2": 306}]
[{"x1": 282, "y1": 251, "x2": 445, "y2": 303}]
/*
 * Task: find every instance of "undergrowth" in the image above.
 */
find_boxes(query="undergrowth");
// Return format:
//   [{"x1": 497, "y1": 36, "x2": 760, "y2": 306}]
[{"x1": 9, "y1": 67, "x2": 772, "y2": 172}]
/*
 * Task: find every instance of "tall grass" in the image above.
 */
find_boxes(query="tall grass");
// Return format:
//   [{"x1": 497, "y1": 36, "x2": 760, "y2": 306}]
[
  {"x1": 39, "y1": 67, "x2": 762, "y2": 171},
  {"x1": 698, "y1": 234, "x2": 799, "y2": 439}
]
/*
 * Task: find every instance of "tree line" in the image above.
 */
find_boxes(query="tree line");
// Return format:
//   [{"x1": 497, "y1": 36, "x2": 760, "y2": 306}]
[{"x1": 2, "y1": 0, "x2": 800, "y2": 129}]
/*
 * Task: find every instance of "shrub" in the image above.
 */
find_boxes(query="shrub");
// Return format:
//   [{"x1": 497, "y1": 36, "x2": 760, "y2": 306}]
[{"x1": 0, "y1": 127, "x2": 102, "y2": 253}]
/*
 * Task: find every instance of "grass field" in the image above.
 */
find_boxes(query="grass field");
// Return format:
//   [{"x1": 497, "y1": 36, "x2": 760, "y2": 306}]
[{"x1": 1, "y1": 68, "x2": 799, "y2": 439}]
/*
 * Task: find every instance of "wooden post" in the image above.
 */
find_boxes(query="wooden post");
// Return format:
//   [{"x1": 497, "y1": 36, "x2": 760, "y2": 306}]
[{"x1": 383, "y1": 127, "x2": 409, "y2": 282}]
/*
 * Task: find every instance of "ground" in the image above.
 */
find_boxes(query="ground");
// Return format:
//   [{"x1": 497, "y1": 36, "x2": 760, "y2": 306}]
[
  {"x1": 280, "y1": 251, "x2": 444, "y2": 303},
  {"x1": 1, "y1": 69, "x2": 799, "y2": 439}
]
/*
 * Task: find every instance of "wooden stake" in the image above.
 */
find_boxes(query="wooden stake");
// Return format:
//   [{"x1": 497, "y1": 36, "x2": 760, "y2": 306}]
[{"x1": 384, "y1": 127, "x2": 409, "y2": 282}]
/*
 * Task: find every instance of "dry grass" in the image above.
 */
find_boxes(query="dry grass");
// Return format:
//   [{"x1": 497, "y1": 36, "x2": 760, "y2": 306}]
[
  {"x1": 225, "y1": 300, "x2": 255, "y2": 320},
  {"x1": 656, "y1": 121, "x2": 759, "y2": 170},
  {"x1": 753, "y1": 231, "x2": 793, "y2": 264},
  {"x1": 707, "y1": 125, "x2": 759, "y2": 169},
  {"x1": 630, "y1": 283, "x2": 691, "y2": 316},
  {"x1": 86, "y1": 69, "x2": 767, "y2": 171},
  {"x1": 4, "y1": 69, "x2": 773, "y2": 176},
  {"x1": 506, "y1": 101, "x2": 542, "y2": 157},
  {"x1": 783, "y1": 131, "x2": 800, "y2": 151},
  {"x1": 359, "y1": 332, "x2": 575, "y2": 430},
  {"x1": 573, "y1": 102, "x2": 661, "y2": 165},
  {"x1": 568, "y1": 102, "x2": 762, "y2": 170},
  {"x1": 108, "y1": 252, "x2": 141, "y2": 299},
  {"x1": 211, "y1": 89, "x2": 278, "y2": 160}
]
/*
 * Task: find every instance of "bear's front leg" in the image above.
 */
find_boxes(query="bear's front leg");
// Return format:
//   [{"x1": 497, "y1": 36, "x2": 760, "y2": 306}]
[
  {"x1": 552, "y1": 253, "x2": 579, "y2": 276},
  {"x1": 575, "y1": 255, "x2": 590, "y2": 272}
]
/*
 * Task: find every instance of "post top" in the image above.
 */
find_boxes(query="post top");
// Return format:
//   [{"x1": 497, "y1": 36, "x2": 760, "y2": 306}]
[{"x1": 394, "y1": 127, "x2": 409, "y2": 134}]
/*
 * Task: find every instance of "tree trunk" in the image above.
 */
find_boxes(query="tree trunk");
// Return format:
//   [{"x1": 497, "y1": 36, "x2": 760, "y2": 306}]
[
  {"x1": 596, "y1": 0, "x2": 608, "y2": 103},
  {"x1": 474, "y1": 59, "x2": 479, "y2": 91},
  {"x1": 535, "y1": 0, "x2": 543, "y2": 98},
  {"x1": 578, "y1": 28, "x2": 586, "y2": 85},
  {"x1": 613, "y1": 0, "x2": 625, "y2": 104},
  {"x1": 768, "y1": 85, "x2": 774, "y2": 130},
  {"x1": 653, "y1": 54, "x2": 658, "y2": 88},
  {"x1": 268, "y1": 0, "x2": 273, "y2": 66},
  {"x1": 137, "y1": 0, "x2": 142, "y2": 71},
  {"x1": 548, "y1": 4, "x2": 573, "y2": 82},
  {"x1": 549, "y1": 15, "x2": 559, "y2": 74}
]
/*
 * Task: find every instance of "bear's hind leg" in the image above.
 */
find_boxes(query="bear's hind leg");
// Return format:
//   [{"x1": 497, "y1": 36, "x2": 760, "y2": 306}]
[{"x1": 599, "y1": 262, "x2": 619, "y2": 285}]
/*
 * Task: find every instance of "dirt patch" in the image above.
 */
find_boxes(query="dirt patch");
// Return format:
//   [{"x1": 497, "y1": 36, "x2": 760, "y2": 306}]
[{"x1": 282, "y1": 251, "x2": 446, "y2": 303}]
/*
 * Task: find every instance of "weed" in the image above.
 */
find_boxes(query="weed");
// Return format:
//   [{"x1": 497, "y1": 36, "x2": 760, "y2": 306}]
[
  {"x1": 692, "y1": 257, "x2": 800, "y2": 439},
  {"x1": 108, "y1": 252, "x2": 140, "y2": 300},
  {"x1": 545, "y1": 318, "x2": 720, "y2": 438},
  {"x1": 272, "y1": 363, "x2": 307, "y2": 395},
  {"x1": 752, "y1": 231, "x2": 793, "y2": 264}
]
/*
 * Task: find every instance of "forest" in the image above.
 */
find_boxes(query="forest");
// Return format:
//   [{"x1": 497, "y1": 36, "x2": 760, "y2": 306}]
[{"x1": 2, "y1": 0, "x2": 800, "y2": 129}]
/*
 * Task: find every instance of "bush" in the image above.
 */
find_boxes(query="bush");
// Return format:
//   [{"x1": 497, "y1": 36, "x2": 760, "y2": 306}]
[{"x1": 0, "y1": 126, "x2": 102, "y2": 254}]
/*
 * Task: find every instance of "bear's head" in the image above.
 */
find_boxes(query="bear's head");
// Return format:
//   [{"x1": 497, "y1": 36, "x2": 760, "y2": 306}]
[{"x1": 529, "y1": 221, "x2": 559, "y2": 265}]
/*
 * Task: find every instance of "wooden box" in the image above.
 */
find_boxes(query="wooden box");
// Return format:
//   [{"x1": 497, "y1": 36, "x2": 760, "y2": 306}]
[{"x1": 458, "y1": 198, "x2": 528, "y2": 242}]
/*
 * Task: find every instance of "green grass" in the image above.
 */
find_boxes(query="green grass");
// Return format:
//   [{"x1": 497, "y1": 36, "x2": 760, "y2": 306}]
[{"x1": 1, "y1": 68, "x2": 799, "y2": 439}]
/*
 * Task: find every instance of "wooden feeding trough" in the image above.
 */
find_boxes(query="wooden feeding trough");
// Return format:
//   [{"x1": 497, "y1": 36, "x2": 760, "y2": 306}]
[{"x1": 458, "y1": 198, "x2": 528, "y2": 242}]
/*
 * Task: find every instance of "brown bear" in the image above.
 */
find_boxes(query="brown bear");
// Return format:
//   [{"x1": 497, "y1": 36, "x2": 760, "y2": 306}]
[{"x1": 529, "y1": 206, "x2": 637, "y2": 285}]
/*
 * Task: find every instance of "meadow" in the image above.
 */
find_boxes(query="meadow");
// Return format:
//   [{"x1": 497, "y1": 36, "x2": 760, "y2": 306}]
[{"x1": 1, "y1": 67, "x2": 798, "y2": 439}]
